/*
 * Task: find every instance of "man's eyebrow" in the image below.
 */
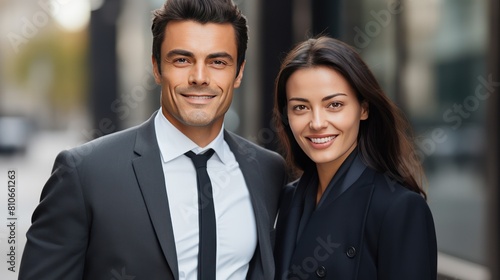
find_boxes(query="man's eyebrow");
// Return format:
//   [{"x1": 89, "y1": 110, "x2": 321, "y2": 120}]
[
  {"x1": 207, "y1": 52, "x2": 234, "y2": 62},
  {"x1": 165, "y1": 50, "x2": 234, "y2": 63},
  {"x1": 165, "y1": 49, "x2": 194, "y2": 59}
]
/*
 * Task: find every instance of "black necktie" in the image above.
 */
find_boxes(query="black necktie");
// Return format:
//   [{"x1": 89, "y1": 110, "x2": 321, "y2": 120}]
[{"x1": 185, "y1": 149, "x2": 216, "y2": 280}]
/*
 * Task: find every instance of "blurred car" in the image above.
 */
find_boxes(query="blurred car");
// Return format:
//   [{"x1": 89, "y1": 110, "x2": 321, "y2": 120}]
[{"x1": 0, "y1": 115, "x2": 33, "y2": 155}]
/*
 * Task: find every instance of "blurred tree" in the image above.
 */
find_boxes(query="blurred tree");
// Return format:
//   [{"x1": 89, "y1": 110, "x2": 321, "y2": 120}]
[{"x1": 7, "y1": 21, "x2": 88, "y2": 129}]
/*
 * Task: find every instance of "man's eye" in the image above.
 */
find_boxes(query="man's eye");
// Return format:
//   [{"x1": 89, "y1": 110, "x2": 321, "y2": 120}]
[
  {"x1": 211, "y1": 60, "x2": 228, "y2": 68},
  {"x1": 174, "y1": 58, "x2": 188, "y2": 63}
]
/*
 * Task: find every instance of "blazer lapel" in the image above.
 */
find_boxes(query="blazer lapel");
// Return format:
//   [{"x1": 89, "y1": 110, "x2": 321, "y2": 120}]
[
  {"x1": 277, "y1": 155, "x2": 374, "y2": 280},
  {"x1": 275, "y1": 169, "x2": 314, "y2": 279},
  {"x1": 224, "y1": 131, "x2": 273, "y2": 276},
  {"x1": 131, "y1": 112, "x2": 179, "y2": 280},
  {"x1": 317, "y1": 150, "x2": 367, "y2": 209}
]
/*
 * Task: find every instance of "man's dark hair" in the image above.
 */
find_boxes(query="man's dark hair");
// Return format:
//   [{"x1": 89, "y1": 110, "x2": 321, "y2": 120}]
[{"x1": 151, "y1": 0, "x2": 248, "y2": 76}]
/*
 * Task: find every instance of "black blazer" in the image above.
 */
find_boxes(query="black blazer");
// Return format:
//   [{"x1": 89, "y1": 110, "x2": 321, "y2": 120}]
[
  {"x1": 19, "y1": 112, "x2": 287, "y2": 280},
  {"x1": 274, "y1": 152, "x2": 437, "y2": 279}
]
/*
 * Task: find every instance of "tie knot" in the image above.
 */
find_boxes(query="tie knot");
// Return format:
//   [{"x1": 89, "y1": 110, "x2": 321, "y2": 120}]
[{"x1": 185, "y1": 149, "x2": 215, "y2": 169}]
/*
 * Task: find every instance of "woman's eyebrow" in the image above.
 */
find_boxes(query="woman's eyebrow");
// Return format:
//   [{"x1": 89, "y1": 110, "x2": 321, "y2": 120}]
[{"x1": 322, "y1": 93, "x2": 347, "y2": 101}]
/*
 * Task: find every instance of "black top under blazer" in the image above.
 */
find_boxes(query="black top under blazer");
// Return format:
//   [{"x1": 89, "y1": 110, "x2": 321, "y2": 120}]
[
  {"x1": 19, "y1": 111, "x2": 287, "y2": 280},
  {"x1": 274, "y1": 150, "x2": 437, "y2": 280}
]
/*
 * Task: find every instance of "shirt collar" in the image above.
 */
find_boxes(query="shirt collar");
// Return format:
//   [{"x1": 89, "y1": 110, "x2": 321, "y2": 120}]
[{"x1": 154, "y1": 109, "x2": 228, "y2": 164}]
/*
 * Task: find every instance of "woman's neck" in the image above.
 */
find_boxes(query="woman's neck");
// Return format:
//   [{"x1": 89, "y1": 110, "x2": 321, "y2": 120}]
[
  {"x1": 314, "y1": 144, "x2": 357, "y2": 204},
  {"x1": 315, "y1": 164, "x2": 338, "y2": 204}
]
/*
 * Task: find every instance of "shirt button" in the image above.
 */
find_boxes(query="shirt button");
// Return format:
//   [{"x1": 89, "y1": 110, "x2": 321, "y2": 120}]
[
  {"x1": 315, "y1": 265, "x2": 327, "y2": 278},
  {"x1": 346, "y1": 246, "x2": 357, "y2": 258}
]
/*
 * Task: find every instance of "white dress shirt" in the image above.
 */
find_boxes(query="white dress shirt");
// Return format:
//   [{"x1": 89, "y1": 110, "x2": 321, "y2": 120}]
[{"x1": 154, "y1": 110, "x2": 257, "y2": 280}]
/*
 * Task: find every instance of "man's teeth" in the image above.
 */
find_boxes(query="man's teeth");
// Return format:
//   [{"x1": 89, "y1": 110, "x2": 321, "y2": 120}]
[
  {"x1": 189, "y1": 96, "x2": 213, "y2": 99},
  {"x1": 310, "y1": 136, "x2": 335, "y2": 144}
]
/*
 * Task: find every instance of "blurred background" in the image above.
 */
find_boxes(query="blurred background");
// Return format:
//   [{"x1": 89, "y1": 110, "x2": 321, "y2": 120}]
[{"x1": 0, "y1": 0, "x2": 498, "y2": 279}]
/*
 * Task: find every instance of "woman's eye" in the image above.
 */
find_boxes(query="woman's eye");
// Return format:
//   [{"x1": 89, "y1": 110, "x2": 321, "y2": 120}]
[
  {"x1": 293, "y1": 105, "x2": 308, "y2": 111},
  {"x1": 328, "y1": 102, "x2": 342, "y2": 109}
]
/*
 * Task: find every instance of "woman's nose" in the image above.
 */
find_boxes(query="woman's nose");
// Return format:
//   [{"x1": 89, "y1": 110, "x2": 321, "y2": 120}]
[{"x1": 309, "y1": 111, "x2": 328, "y2": 130}]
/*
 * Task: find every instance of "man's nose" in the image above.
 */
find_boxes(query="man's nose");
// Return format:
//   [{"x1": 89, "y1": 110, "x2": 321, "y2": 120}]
[{"x1": 188, "y1": 63, "x2": 210, "y2": 85}]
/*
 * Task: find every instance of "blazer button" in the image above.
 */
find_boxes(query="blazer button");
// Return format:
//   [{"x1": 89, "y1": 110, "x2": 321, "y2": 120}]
[
  {"x1": 315, "y1": 265, "x2": 327, "y2": 278},
  {"x1": 346, "y1": 246, "x2": 357, "y2": 258}
]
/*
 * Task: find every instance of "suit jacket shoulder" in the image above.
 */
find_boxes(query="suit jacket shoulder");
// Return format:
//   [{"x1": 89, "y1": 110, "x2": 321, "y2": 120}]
[
  {"x1": 361, "y1": 169, "x2": 438, "y2": 280},
  {"x1": 66, "y1": 117, "x2": 150, "y2": 165},
  {"x1": 224, "y1": 130, "x2": 286, "y2": 165},
  {"x1": 19, "y1": 113, "x2": 175, "y2": 280}
]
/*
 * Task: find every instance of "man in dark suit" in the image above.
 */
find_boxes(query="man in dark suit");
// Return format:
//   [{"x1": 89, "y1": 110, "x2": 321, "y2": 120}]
[{"x1": 19, "y1": 0, "x2": 286, "y2": 279}]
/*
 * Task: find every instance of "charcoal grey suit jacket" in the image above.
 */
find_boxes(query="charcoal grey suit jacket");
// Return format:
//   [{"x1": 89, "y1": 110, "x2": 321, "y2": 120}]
[{"x1": 20, "y1": 111, "x2": 287, "y2": 280}]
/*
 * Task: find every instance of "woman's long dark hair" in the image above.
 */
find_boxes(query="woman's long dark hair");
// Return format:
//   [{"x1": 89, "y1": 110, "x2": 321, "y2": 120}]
[{"x1": 273, "y1": 36, "x2": 426, "y2": 198}]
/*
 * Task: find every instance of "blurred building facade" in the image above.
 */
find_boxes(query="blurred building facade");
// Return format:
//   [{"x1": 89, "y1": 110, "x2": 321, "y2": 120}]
[{"x1": 0, "y1": 0, "x2": 498, "y2": 279}]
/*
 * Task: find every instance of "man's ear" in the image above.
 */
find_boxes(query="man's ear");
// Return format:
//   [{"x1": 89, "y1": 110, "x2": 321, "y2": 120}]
[
  {"x1": 360, "y1": 101, "x2": 369, "y2": 120},
  {"x1": 233, "y1": 60, "x2": 246, "y2": 89},
  {"x1": 152, "y1": 55, "x2": 161, "y2": 85}
]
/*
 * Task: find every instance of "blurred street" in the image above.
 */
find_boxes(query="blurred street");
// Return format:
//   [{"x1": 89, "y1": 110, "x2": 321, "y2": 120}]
[{"x1": 0, "y1": 129, "x2": 82, "y2": 280}]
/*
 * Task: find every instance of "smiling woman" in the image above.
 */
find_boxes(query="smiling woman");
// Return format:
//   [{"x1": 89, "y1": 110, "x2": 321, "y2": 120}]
[{"x1": 273, "y1": 36, "x2": 437, "y2": 279}]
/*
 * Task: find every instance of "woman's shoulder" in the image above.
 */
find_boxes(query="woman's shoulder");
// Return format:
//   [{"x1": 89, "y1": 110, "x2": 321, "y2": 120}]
[{"x1": 369, "y1": 169, "x2": 431, "y2": 219}]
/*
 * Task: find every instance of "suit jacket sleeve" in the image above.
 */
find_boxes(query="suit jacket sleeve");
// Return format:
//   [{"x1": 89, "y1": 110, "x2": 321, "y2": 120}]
[
  {"x1": 377, "y1": 191, "x2": 438, "y2": 280},
  {"x1": 19, "y1": 150, "x2": 89, "y2": 279}
]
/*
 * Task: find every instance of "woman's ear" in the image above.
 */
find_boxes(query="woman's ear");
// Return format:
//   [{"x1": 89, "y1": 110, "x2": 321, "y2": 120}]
[{"x1": 360, "y1": 101, "x2": 369, "y2": 120}]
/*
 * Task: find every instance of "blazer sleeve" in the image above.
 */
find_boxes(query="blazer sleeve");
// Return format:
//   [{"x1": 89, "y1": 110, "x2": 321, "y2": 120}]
[
  {"x1": 377, "y1": 191, "x2": 438, "y2": 280},
  {"x1": 19, "y1": 150, "x2": 89, "y2": 279}
]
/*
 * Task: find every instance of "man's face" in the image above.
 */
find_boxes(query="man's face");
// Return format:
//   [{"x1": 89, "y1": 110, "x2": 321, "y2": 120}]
[{"x1": 153, "y1": 20, "x2": 244, "y2": 143}]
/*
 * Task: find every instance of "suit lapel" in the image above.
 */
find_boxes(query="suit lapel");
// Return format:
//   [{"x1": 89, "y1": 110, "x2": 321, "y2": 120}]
[
  {"x1": 276, "y1": 157, "x2": 374, "y2": 279},
  {"x1": 224, "y1": 131, "x2": 272, "y2": 276},
  {"x1": 275, "y1": 169, "x2": 314, "y2": 279},
  {"x1": 131, "y1": 113, "x2": 179, "y2": 280},
  {"x1": 317, "y1": 151, "x2": 367, "y2": 209}
]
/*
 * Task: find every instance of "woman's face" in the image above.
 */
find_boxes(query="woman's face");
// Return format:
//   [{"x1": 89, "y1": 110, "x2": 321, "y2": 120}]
[{"x1": 286, "y1": 66, "x2": 368, "y2": 170}]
